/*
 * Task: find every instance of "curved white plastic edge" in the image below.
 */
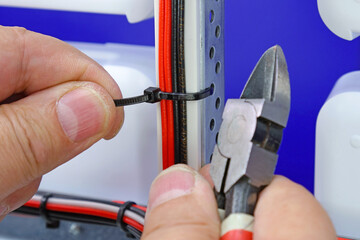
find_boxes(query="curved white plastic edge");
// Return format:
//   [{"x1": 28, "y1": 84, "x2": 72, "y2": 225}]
[
  {"x1": 154, "y1": 0, "x2": 203, "y2": 171},
  {"x1": 317, "y1": 0, "x2": 360, "y2": 41},
  {"x1": 315, "y1": 71, "x2": 360, "y2": 239},
  {"x1": 0, "y1": 0, "x2": 154, "y2": 23}
]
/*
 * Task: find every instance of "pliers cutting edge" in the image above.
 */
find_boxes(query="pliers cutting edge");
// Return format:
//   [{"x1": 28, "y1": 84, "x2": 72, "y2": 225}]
[{"x1": 210, "y1": 46, "x2": 291, "y2": 240}]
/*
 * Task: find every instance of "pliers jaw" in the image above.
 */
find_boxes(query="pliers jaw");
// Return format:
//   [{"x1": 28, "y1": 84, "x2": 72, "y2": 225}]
[
  {"x1": 241, "y1": 45, "x2": 291, "y2": 128},
  {"x1": 210, "y1": 46, "x2": 291, "y2": 215}
]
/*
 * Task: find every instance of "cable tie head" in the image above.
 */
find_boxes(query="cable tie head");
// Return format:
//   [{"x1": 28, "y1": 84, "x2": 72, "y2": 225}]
[{"x1": 144, "y1": 87, "x2": 162, "y2": 103}]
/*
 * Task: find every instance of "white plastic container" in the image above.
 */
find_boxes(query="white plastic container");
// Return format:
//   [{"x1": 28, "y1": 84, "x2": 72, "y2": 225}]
[
  {"x1": 315, "y1": 71, "x2": 360, "y2": 239},
  {"x1": 318, "y1": 0, "x2": 360, "y2": 41},
  {"x1": 0, "y1": 0, "x2": 154, "y2": 23},
  {"x1": 39, "y1": 42, "x2": 158, "y2": 205}
]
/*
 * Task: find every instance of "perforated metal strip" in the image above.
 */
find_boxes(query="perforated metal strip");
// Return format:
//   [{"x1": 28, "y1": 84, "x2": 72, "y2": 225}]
[{"x1": 203, "y1": 0, "x2": 225, "y2": 165}]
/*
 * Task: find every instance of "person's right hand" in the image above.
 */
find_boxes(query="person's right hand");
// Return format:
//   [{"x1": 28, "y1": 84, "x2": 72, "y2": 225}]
[{"x1": 142, "y1": 164, "x2": 337, "y2": 240}]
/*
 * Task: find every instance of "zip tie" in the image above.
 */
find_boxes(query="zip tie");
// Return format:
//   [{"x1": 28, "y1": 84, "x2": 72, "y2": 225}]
[
  {"x1": 40, "y1": 193, "x2": 60, "y2": 229},
  {"x1": 117, "y1": 201, "x2": 136, "y2": 239},
  {"x1": 114, "y1": 85, "x2": 214, "y2": 107}
]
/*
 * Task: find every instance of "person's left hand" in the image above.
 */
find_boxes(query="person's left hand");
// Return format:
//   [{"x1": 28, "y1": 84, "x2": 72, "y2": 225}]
[{"x1": 0, "y1": 26, "x2": 124, "y2": 221}]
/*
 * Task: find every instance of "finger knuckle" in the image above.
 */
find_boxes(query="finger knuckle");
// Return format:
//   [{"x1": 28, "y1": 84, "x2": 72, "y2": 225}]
[
  {"x1": 7, "y1": 26, "x2": 28, "y2": 82},
  {"x1": 10, "y1": 26, "x2": 28, "y2": 36},
  {"x1": 0, "y1": 104, "x2": 48, "y2": 181}
]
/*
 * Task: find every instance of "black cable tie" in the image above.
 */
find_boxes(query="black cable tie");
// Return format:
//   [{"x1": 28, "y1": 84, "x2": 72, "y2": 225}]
[
  {"x1": 39, "y1": 193, "x2": 60, "y2": 229},
  {"x1": 117, "y1": 201, "x2": 136, "y2": 238},
  {"x1": 114, "y1": 85, "x2": 214, "y2": 107}
]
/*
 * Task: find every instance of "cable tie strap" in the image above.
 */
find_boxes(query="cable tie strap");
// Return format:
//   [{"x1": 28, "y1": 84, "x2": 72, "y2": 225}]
[
  {"x1": 114, "y1": 85, "x2": 214, "y2": 107},
  {"x1": 117, "y1": 201, "x2": 136, "y2": 238},
  {"x1": 40, "y1": 193, "x2": 60, "y2": 229}
]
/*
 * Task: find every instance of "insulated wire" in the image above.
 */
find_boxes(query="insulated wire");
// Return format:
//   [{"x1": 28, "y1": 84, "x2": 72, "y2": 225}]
[
  {"x1": 159, "y1": 0, "x2": 169, "y2": 169},
  {"x1": 16, "y1": 207, "x2": 142, "y2": 239},
  {"x1": 30, "y1": 195, "x2": 146, "y2": 217},
  {"x1": 23, "y1": 195, "x2": 145, "y2": 232},
  {"x1": 177, "y1": 0, "x2": 188, "y2": 163},
  {"x1": 127, "y1": 225, "x2": 142, "y2": 239},
  {"x1": 48, "y1": 198, "x2": 145, "y2": 225},
  {"x1": 171, "y1": 0, "x2": 180, "y2": 164},
  {"x1": 26, "y1": 200, "x2": 144, "y2": 232},
  {"x1": 28, "y1": 195, "x2": 145, "y2": 225},
  {"x1": 164, "y1": 0, "x2": 175, "y2": 167},
  {"x1": 16, "y1": 207, "x2": 115, "y2": 227}
]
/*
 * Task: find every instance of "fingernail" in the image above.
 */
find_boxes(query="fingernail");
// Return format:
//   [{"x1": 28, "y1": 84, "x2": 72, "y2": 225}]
[
  {"x1": 148, "y1": 165, "x2": 196, "y2": 211},
  {"x1": 57, "y1": 87, "x2": 107, "y2": 142}
]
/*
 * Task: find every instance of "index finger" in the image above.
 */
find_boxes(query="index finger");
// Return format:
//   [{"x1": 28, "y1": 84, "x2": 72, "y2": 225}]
[
  {"x1": 0, "y1": 26, "x2": 122, "y2": 101},
  {"x1": 254, "y1": 176, "x2": 336, "y2": 240},
  {"x1": 199, "y1": 165, "x2": 336, "y2": 239}
]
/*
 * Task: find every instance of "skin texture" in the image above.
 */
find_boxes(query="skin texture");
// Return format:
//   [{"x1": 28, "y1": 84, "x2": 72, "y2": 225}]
[
  {"x1": 0, "y1": 26, "x2": 124, "y2": 221},
  {"x1": 0, "y1": 26, "x2": 337, "y2": 239},
  {"x1": 143, "y1": 165, "x2": 337, "y2": 240}
]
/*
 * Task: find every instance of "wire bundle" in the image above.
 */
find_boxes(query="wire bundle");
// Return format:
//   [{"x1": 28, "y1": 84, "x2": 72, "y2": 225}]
[
  {"x1": 16, "y1": 192, "x2": 146, "y2": 239},
  {"x1": 159, "y1": 0, "x2": 187, "y2": 169}
]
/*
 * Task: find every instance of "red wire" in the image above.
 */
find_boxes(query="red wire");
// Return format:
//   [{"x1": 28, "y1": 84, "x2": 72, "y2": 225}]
[
  {"x1": 46, "y1": 203, "x2": 143, "y2": 232},
  {"x1": 26, "y1": 200, "x2": 147, "y2": 213},
  {"x1": 164, "y1": 0, "x2": 175, "y2": 167},
  {"x1": 23, "y1": 200, "x2": 143, "y2": 232},
  {"x1": 24, "y1": 200, "x2": 40, "y2": 208},
  {"x1": 159, "y1": 0, "x2": 169, "y2": 169}
]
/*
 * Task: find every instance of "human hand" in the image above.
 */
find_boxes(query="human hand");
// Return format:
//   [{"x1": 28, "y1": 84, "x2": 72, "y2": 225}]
[
  {"x1": 0, "y1": 26, "x2": 123, "y2": 221},
  {"x1": 142, "y1": 164, "x2": 337, "y2": 240}
]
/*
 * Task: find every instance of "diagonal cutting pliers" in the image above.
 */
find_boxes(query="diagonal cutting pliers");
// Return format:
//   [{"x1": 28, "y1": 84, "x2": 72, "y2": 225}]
[{"x1": 210, "y1": 45, "x2": 291, "y2": 240}]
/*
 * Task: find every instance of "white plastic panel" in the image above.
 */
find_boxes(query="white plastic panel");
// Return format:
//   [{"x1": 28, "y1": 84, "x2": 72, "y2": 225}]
[
  {"x1": 39, "y1": 42, "x2": 158, "y2": 205},
  {"x1": 318, "y1": 0, "x2": 360, "y2": 41},
  {"x1": 0, "y1": 0, "x2": 154, "y2": 23},
  {"x1": 315, "y1": 71, "x2": 360, "y2": 239}
]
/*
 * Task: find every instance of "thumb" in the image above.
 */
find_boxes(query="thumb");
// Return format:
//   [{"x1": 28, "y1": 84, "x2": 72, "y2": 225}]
[
  {"x1": 0, "y1": 81, "x2": 122, "y2": 204},
  {"x1": 142, "y1": 165, "x2": 220, "y2": 240}
]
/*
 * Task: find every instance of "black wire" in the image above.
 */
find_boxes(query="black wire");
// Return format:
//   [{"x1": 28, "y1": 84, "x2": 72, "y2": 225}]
[
  {"x1": 177, "y1": 0, "x2": 188, "y2": 164},
  {"x1": 14, "y1": 206, "x2": 39, "y2": 216},
  {"x1": 127, "y1": 225, "x2": 142, "y2": 239},
  {"x1": 172, "y1": 0, "x2": 180, "y2": 164}
]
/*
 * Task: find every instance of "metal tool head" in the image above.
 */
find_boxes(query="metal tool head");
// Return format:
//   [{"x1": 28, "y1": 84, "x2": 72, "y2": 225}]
[
  {"x1": 211, "y1": 46, "x2": 291, "y2": 194},
  {"x1": 241, "y1": 45, "x2": 291, "y2": 127}
]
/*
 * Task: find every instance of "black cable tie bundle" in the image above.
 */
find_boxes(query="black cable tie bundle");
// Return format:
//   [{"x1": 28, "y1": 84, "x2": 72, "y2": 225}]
[
  {"x1": 117, "y1": 201, "x2": 136, "y2": 238},
  {"x1": 39, "y1": 193, "x2": 60, "y2": 229},
  {"x1": 114, "y1": 85, "x2": 214, "y2": 107}
]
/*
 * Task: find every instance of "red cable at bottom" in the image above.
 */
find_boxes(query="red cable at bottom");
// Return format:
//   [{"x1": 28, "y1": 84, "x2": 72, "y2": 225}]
[{"x1": 221, "y1": 229, "x2": 253, "y2": 240}]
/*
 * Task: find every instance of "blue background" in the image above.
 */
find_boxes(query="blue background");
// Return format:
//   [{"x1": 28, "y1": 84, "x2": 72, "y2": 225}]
[{"x1": 1, "y1": 1, "x2": 359, "y2": 192}]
